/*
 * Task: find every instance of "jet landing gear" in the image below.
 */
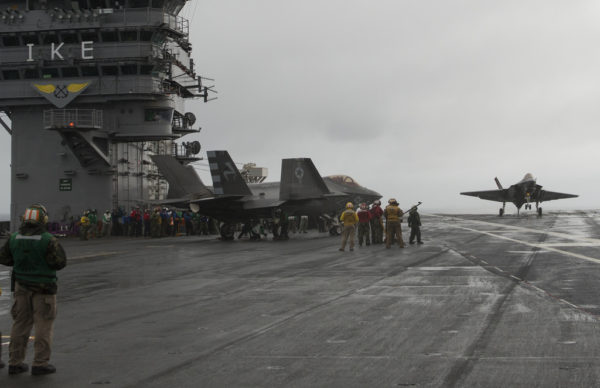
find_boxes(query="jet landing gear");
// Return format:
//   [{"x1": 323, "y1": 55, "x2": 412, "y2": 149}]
[
  {"x1": 499, "y1": 202, "x2": 506, "y2": 217},
  {"x1": 219, "y1": 223, "x2": 235, "y2": 241}
]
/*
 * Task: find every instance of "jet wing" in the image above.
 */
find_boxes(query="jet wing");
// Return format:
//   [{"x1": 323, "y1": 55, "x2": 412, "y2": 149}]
[
  {"x1": 460, "y1": 189, "x2": 508, "y2": 202},
  {"x1": 242, "y1": 199, "x2": 286, "y2": 210},
  {"x1": 539, "y1": 190, "x2": 578, "y2": 202}
]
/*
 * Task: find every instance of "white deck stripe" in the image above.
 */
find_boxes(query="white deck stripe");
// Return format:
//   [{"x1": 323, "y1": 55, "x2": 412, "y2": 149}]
[{"x1": 449, "y1": 224, "x2": 600, "y2": 265}]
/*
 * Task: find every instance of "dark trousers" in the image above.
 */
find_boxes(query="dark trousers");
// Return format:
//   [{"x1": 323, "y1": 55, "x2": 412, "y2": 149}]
[{"x1": 409, "y1": 227, "x2": 422, "y2": 243}]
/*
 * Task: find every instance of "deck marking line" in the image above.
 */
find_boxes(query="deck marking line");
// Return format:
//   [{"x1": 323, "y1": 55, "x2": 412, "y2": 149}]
[
  {"x1": 448, "y1": 225, "x2": 600, "y2": 265},
  {"x1": 445, "y1": 216, "x2": 600, "y2": 245}
]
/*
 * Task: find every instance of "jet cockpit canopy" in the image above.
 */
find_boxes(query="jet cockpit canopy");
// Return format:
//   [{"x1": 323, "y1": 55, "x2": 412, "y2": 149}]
[{"x1": 326, "y1": 175, "x2": 361, "y2": 187}]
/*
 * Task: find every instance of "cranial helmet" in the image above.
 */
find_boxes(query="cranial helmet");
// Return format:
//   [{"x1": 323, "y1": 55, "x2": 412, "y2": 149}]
[
  {"x1": 346, "y1": 202, "x2": 354, "y2": 209},
  {"x1": 360, "y1": 202, "x2": 367, "y2": 210},
  {"x1": 23, "y1": 203, "x2": 48, "y2": 224},
  {"x1": 388, "y1": 198, "x2": 396, "y2": 204}
]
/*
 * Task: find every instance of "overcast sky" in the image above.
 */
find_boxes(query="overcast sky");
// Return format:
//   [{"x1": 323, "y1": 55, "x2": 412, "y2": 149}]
[{"x1": 1, "y1": 1, "x2": 598, "y2": 216}]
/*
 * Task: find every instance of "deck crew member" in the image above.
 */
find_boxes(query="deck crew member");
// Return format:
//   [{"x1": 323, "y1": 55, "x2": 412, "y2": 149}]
[
  {"x1": 339, "y1": 202, "x2": 359, "y2": 251},
  {"x1": 0, "y1": 204, "x2": 67, "y2": 375},
  {"x1": 370, "y1": 200, "x2": 384, "y2": 244},
  {"x1": 408, "y1": 208, "x2": 423, "y2": 245},
  {"x1": 384, "y1": 198, "x2": 405, "y2": 249},
  {"x1": 356, "y1": 203, "x2": 372, "y2": 246}
]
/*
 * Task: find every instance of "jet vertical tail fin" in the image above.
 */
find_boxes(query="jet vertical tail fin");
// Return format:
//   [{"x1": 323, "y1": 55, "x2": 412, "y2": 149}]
[
  {"x1": 494, "y1": 177, "x2": 503, "y2": 190},
  {"x1": 206, "y1": 150, "x2": 252, "y2": 196},
  {"x1": 150, "y1": 155, "x2": 212, "y2": 199},
  {"x1": 280, "y1": 158, "x2": 331, "y2": 200}
]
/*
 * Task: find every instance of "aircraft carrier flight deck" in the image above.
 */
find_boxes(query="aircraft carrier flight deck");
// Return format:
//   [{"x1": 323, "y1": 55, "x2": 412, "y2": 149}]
[{"x1": 2, "y1": 211, "x2": 600, "y2": 387}]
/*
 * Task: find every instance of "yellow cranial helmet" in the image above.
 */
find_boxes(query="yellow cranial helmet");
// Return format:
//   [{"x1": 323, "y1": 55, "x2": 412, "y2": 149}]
[
  {"x1": 346, "y1": 202, "x2": 354, "y2": 209},
  {"x1": 388, "y1": 198, "x2": 397, "y2": 204},
  {"x1": 23, "y1": 203, "x2": 48, "y2": 224}
]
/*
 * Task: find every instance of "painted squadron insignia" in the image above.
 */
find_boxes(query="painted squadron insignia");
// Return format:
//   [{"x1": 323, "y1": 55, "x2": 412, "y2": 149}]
[
  {"x1": 32, "y1": 81, "x2": 93, "y2": 108},
  {"x1": 295, "y1": 166, "x2": 304, "y2": 183}
]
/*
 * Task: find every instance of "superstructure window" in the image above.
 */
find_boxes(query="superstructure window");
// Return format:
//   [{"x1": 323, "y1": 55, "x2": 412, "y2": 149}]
[
  {"x1": 62, "y1": 67, "x2": 79, "y2": 77},
  {"x1": 121, "y1": 64, "x2": 138, "y2": 75},
  {"x1": 144, "y1": 108, "x2": 172, "y2": 122},
  {"x1": 140, "y1": 65, "x2": 154, "y2": 75},
  {"x1": 74, "y1": 0, "x2": 88, "y2": 10},
  {"x1": 101, "y1": 65, "x2": 118, "y2": 76},
  {"x1": 42, "y1": 33, "x2": 59, "y2": 45},
  {"x1": 81, "y1": 31, "x2": 98, "y2": 42},
  {"x1": 81, "y1": 66, "x2": 99, "y2": 76},
  {"x1": 41, "y1": 68, "x2": 59, "y2": 78},
  {"x1": 2, "y1": 70, "x2": 20, "y2": 80},
  {"x1": 101, "y1": 31, "x2": 118, "y2": 42},
  {"x1": 140, "y1": 30, "x2": 153, "y2": 41},
  {"x1": 61, "y1": 32, "x2": 78, "y2": 44},
  {"x1": 129, "y1": 0, "x2": 149, "y2": 8},
  {"x1": 22, "y1": 35, "x2": 39, "y2": 45},
  {"x1": 2, "y1": 36, "x2": 19, "y2": 46},
  {"x1": 121, "y1": 30, "x2": 138, "y2": 41},
  {"x1": 24, "y1": 69, "x2": 39, "y2": 79}
]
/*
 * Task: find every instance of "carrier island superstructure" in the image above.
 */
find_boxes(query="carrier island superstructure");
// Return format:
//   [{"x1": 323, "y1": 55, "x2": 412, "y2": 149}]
[{"x1": 0, "y1": 0, "x2": 211, "y2": 229}]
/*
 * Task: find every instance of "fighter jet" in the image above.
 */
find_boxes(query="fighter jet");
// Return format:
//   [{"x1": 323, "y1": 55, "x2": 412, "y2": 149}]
[
  {"x1": 460, "y1": 173, "x2": 578, "y2": 216},
  {"x1": 151, "y1": 151, "x2": 381, "y2": 238}
]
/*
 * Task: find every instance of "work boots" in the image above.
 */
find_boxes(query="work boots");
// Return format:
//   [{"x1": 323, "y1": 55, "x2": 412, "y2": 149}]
[
  {"x1": 8, "y1": 363, "x2": 28, "y2": 375},
  {"x1": 32, "y1": 364, "x2": 57, "y2": 376}
]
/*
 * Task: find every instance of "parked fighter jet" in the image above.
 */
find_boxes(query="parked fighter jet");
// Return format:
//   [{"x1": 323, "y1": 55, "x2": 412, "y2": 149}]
[
  {"x1": 460, "y1": 173, "x2": 578, "y2": 216},
  {"x1": 151, "y1": 151, "x2": 381, "y2": 238}
]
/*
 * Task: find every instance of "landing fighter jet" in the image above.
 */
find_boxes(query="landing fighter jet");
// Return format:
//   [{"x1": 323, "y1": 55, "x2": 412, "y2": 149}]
[
  {"x1": 460, "y1": 173, "x2": 578, "y2": 216},
  {"x1": 151, "y1": 151, "x2": 381, "y2": 238}
]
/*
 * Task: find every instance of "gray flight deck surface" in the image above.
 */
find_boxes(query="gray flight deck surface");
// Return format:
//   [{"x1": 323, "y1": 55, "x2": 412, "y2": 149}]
[{"x1": 1, "y1": 212, "x2": 600, "y2": 387}]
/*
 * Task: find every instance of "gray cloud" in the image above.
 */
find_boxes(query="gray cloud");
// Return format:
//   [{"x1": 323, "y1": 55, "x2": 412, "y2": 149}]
[{"x1": 1, "y1": 1, "x2": 597, "y2": 216}]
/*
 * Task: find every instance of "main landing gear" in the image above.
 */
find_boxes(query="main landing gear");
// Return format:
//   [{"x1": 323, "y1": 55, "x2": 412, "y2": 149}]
[
  {"x1": 219, "y1": 223, "x2": 235, "y2": 241},
  {"x1": 499, "y1": 202, "x2": 506, "y2": 217}
]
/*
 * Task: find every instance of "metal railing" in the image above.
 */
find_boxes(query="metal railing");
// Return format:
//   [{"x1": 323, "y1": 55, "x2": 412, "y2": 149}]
[
  {"x1": 43, "y1": 109, "x2": 103, "y2": 130},
  {"x1": 163, "y1": 13, "x2": 189, "y2": 36}
]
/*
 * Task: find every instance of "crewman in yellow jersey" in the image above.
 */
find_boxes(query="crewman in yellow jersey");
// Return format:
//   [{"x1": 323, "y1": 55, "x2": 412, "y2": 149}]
[
  {"x1": 339, "y1": 202, "x2": 359, "y2": 251},
  {"x1": 384, "y1": 198, "x2": 405, "y2": 249}
]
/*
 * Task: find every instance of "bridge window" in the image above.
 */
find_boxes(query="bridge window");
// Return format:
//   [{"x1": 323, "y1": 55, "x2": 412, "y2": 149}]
[
  {"x1": 62, "y1": 67, "x2": 80, "y2": 77},
  {"x1": 42, "y1": 33, "x2": 59, "y2": 45},
  {"x1": 140, "y1": 30, "x2": 153, "y2": 41},
  {"x1": 121, "y1": 64, "x2": 138, "y2": 75},
  {"x1": 2, "y1": 70, "x2": 20, "y2": 80},
  {"x1": 2, "y1": 36, "x2": 19, "y2": 47},
  {"x1": 24, "y1": 69, "x2": 39, "y2": 79},
  {"x1": 144, "y1": 108, "x2": 172, "y2": 122},
  {"x1": 41, "y1": 68, "x2": 59, "y2": 79},
  {"x1": 61, "y1": 32, "x2": 79, "y2": 44},
  {"x1": 120, "y1": 30, "x2": 138, "y2": 41},
  {"x1": 22, "y1": 34, "x2": 39, "y2": 45},
  {"x1": 81, "y1": 66, "x2": 99, "y2": 76},
  {"x1": 140, "y1": 65, "x2": 154, "y2": 75},
  {"x1": 129, "y1": 0, "x2": 150, "y2": 8},
  {"x1": 101, "y1": 65, "x2": 119, "y2": 76},
  {"x1": 101, "y1": 31, "x2": 119, "y2": 42},
  {"x1": 89, "y1": 0, "x2": 104, "y2": 8},
  {"x1": 81, "y1": 31, "x2": 98, "y2": 42}
]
